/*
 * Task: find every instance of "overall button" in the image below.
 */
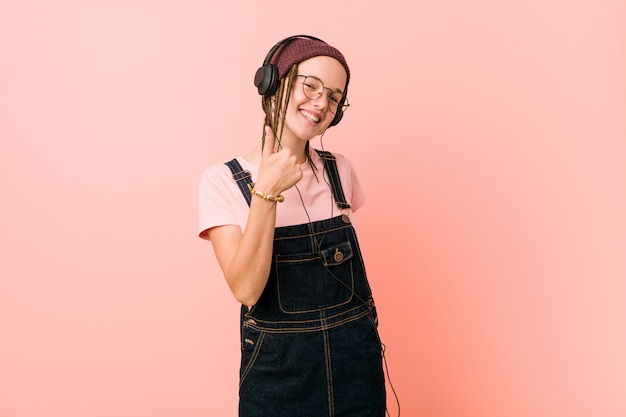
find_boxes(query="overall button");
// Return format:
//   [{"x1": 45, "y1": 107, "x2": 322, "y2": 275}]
[
  {"x1": 341, "y1": 214, "x2": 351, "y2": 224},
  {"x1": 334, "y1": 248, "x2": 344, "y2": 263}
]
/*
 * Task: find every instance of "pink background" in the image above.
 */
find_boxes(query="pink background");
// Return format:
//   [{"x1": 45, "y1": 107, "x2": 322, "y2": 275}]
[{"x1": 1, "y1": 1, "x2": 625, "y2": 416}]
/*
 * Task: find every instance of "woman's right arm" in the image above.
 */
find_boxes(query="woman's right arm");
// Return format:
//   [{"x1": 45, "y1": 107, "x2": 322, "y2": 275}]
[
  {"x1": 207, "y1": 197, "x2": 277, "y2": 306},
  {"x1": 207, "y1": 127, "x2": 302, "y2": 306}
]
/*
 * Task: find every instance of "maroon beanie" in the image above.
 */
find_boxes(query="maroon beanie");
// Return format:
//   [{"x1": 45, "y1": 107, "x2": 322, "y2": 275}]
[{"x1": 272, "y1": 37, "x2": 350, "y2": 88}]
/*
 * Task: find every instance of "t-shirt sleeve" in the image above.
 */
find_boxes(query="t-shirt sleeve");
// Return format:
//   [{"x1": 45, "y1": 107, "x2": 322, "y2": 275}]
[
  {"x1": 335, "y1": 153, "x2": 367, "y2": 213},
  {"x1": 198, "y1": 164, "x2": 240, "y2": 240},
  {"x1": 350, "y1": 167, "x2": 367, "y2": 213}
]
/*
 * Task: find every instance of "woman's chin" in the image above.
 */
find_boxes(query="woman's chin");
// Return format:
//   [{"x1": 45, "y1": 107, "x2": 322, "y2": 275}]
[{"x1": 290, "y1": 128, "x2": 320, "y2": 142}]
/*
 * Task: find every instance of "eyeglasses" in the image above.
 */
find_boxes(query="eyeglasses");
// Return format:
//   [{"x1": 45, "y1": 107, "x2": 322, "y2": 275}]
[{"x1": 296, "y1": 75, "x2": 349, "y2": 114}]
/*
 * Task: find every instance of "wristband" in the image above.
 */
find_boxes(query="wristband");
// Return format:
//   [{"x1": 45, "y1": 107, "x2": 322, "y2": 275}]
[{"x1": 247, "y1": 183, "x2": 284, "y2": 203}]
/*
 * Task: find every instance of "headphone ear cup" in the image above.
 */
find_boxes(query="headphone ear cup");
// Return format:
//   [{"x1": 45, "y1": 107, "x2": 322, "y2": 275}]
[
  {"x1": 329, "y1": 109, "x2": 343, "y2": 127},
  {"x1": 329, "y1": 96, "x2": 346, "y2": 127},
  {"x1": 254, "y1": 64, "x2": 279, "y2": 96}
]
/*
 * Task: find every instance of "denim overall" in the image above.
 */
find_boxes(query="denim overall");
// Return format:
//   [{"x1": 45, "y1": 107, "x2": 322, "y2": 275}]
[{"x1": 225, "y1": 150, "x2": 385, "y2": 417}]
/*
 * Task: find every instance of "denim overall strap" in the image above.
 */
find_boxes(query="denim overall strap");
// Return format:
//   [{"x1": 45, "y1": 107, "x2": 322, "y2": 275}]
[
  {"x1": 314, "y1": 149, "x2": 351, "y2": 210},
  {"x1": 225, "y1": 159, "x2": 252, "y2": 207},
  {"x1": 224, "y1": 158, "x2": 254, "y2": 353}
]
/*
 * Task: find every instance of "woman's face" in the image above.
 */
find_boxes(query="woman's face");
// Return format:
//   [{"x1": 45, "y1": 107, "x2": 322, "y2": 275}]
[{"x1": 282, "y1": 56, "x2": 347, "y2": 142}]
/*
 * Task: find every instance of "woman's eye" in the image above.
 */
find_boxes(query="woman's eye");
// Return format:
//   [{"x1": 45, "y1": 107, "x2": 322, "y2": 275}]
[{"x1": 329, "y1": 95, "x2": 340, "y2": 104}]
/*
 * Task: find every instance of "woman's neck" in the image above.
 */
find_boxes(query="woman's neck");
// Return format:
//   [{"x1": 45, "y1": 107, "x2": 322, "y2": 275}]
[{"x1": 244, "y1": 136, "x2": 308, "y2": 165}]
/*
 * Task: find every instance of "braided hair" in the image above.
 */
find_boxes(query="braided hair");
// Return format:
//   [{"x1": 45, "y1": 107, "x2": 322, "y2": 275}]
[{"x1": 260, "y1": 64, "x2": 319, "y2": 176}]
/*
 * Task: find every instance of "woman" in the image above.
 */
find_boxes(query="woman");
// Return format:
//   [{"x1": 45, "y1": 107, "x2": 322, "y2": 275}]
[{"x1": 198, "y1": 35, "x2": 386, "y2": 416}]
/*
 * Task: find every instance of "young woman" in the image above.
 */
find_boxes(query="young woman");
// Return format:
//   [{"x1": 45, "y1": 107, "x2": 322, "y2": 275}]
[{"x1": 198, "y1": 35, "x2": 386, "y2": 416}]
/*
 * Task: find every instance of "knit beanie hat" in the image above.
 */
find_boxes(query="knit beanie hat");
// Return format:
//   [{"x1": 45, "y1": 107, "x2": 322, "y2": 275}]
[{"x1": 272, "y1": 37, "x2": 350, "y2": 86}]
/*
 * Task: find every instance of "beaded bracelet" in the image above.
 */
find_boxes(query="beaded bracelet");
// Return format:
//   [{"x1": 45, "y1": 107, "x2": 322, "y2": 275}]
[{"x1": 247, "y1": 183, "x2": 284, "y2": 203}]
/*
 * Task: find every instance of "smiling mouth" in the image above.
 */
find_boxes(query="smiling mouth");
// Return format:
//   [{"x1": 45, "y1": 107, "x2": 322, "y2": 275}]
[{"x1": 300, "y1": 110, "x2": 320, "y2": 123}]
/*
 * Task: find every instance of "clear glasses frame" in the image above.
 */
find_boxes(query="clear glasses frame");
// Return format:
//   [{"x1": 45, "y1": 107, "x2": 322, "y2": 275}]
[{"x1": 296, "y1": 75, "x2": 349, "y2": 114}]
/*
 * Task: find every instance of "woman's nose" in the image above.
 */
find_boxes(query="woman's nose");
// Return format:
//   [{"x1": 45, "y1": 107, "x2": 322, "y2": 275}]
[{"x1": 311, "y1": 91, "x2": 329, "y2": 108}]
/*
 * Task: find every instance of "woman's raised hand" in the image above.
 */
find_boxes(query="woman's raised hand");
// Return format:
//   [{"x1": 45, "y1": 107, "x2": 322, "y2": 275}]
[{"x1": 256, "y1": 126, "x2": 303, "y2": 196}]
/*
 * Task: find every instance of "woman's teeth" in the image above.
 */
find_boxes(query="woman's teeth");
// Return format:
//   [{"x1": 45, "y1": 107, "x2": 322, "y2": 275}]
[{"x1": 301, "y1": 110, "x2": 320, "y2": 123}]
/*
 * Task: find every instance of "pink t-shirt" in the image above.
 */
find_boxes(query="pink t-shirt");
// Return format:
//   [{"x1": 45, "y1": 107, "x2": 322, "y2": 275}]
[{"x1": 198, "y1": 150, "x2": 366, "y2": 239}]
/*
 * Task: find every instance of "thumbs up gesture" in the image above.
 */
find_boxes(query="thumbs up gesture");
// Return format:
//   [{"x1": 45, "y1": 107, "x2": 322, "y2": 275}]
[{"x1": 256, "y1": 126, "x2": 303, "y2": 197}]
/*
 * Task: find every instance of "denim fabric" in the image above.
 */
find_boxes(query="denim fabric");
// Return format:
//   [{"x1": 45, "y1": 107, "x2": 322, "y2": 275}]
[
  {"x1": 226, "y1": 154, "x2": 385, "y2": 417},
  {"x1": 225, "y1": 159, "x2": 253, "y2": 206},
  {"x1": 314, "y1": 149, "x2": 351, "y2": 210}
]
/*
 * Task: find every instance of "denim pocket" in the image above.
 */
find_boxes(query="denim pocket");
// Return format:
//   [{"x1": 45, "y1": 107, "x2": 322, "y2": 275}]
[{"x1": 275, "y1": 241, "x2": 354, "y2": 313}]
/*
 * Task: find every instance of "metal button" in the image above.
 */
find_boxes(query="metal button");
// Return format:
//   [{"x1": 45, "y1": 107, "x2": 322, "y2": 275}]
[
  {"x1": 341, "y1": 214, "x2": 351, "y2": 224},
  {"x1": 333, "y1": 248, "x2": 344, "y2": 263}
]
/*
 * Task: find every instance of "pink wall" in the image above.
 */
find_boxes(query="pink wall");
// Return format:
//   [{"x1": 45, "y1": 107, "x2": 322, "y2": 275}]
[{"x1": 1, "y1": 1, "x2": 624, "y2": 416}]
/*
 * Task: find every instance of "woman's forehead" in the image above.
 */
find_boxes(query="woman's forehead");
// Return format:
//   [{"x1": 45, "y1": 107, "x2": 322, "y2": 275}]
[{"x1": 297, "y1": 56, "x2": 347, "y2": 90}]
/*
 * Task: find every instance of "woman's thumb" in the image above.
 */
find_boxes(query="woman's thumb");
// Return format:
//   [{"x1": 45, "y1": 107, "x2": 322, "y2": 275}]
[{"x1": 262, "y1": 126, "x2": 275, "y2": 157}]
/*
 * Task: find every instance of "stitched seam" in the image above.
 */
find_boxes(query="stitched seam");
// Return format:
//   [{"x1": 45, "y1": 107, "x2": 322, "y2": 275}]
[
  {"x1": 323, "y1": 323, "x2": 334, "y2": 417},
  {"x1": 242, "y1": 307, "x2": 372, "y2": 333},
  {"x1": 239, "y1": 331, "x2": 265, "y2": 386}
]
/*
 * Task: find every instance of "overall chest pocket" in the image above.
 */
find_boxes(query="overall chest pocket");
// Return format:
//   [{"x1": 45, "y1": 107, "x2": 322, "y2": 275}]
[{"x1": 275, "y1": 241, "x2": 354, "y2": 313}]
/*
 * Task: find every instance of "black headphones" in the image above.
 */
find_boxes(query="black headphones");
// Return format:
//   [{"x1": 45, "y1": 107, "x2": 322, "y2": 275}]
[{"x1": 254, "y1": 35, "x2": 346, "y2": 127}]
